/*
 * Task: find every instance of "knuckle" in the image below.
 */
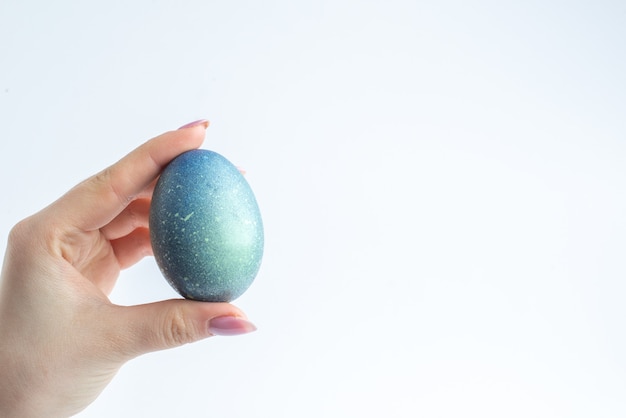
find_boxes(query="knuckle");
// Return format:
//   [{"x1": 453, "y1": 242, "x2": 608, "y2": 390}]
[
  {"x1": 7, "y1": 216, "x2": 46, "y2": 253},
  {"x1": 162, "y1": 307, "x2": 197, "y2": 348},
  {"x1": 90, "y1": 166, "x2": 111, "y2": 190},
  {"x1": 93, "y1": 167, "x2": 134, "y2": 207},
  {"x1": 7, "y1": 218, "x2": 31, "y2": 248},
  {"x1": 127, "y1": 200, "x2": 150, "y2": 231},
  {"x1": 8, "y1": 214, "x2": 65, "y2": 259}
]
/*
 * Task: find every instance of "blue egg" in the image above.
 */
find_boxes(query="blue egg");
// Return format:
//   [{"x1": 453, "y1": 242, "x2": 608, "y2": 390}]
[{"x1": 149, "y1": 149, "x2": 264, "y2": 302}]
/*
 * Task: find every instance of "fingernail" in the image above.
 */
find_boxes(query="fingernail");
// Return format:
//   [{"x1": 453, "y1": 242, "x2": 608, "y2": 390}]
[
  {"x1": 178, "y1": 119, "x2": 209, "y2": 130},
  {"x1": 208, "y1": 316, "x2": 257, "y2": 336},
  {"x1": 237, "y1": 166, "x2": 247, "y2": 175}
]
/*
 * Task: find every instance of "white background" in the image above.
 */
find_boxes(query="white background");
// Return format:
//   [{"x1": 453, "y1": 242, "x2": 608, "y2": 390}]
[{"x1": 1, "y1": 1, "x2": 626, "y2": 417}]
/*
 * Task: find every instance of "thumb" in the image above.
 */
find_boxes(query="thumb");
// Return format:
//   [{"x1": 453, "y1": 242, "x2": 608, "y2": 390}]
[{"x1": 111, "y1": 299, "x2": 256, "y2": 359}]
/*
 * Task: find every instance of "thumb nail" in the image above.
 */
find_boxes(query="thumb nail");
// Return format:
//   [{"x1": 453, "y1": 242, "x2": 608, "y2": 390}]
[
  {"x1": 178, "y1": 119, "x2": 209, "y2": 130},
  {"x1": 208, "y1": 316, "x2": 257, "y2": 336}
]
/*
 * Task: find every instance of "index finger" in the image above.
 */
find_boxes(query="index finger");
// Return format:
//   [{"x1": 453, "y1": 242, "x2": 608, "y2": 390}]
[{"x1": 53, "y1": 121, "x2": 209, "y2": 231}]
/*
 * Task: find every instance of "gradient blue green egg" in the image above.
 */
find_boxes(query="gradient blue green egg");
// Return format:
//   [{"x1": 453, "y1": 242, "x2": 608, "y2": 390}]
[{"x1": 149, "y1": 149, "x2": 264, "y2": 302}]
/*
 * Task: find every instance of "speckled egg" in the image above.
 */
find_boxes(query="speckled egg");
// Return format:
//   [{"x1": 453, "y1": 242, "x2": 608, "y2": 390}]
[{"x1": 149, "y1": 149, "x2": 263, "y2": 302}]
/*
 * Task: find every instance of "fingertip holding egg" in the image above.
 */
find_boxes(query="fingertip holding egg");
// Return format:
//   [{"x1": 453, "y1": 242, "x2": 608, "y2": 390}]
[{"x1": 149, "y1": 149, "x2": 264, "y2": 302}]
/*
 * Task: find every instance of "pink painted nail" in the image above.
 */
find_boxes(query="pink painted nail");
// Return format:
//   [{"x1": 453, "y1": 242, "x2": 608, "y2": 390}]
[
  {"x1": 237, "y1": 166, "x2": 247, "y2": 175},
  {"x1": 178, "y1": 119, "x2": 209, "y2": 130},
  {"x1": 208, "y1": 316, "x2": 257, "y2": 336}
]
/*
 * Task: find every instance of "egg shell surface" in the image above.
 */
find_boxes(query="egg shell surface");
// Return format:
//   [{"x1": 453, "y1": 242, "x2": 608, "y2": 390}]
[{"x1": 149, "y1": 149, "x2": 264, "y2": 302}]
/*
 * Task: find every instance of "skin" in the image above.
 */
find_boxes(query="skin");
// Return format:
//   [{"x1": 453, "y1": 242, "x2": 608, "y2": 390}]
[{"x1": 0, "y1": 123, "x2": 254, "y2": 417}]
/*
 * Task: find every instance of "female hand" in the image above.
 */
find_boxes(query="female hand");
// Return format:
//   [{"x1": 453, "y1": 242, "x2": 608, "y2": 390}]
[{"x1": 0, "y1": 121, "x2": 256, "y2": 417}]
